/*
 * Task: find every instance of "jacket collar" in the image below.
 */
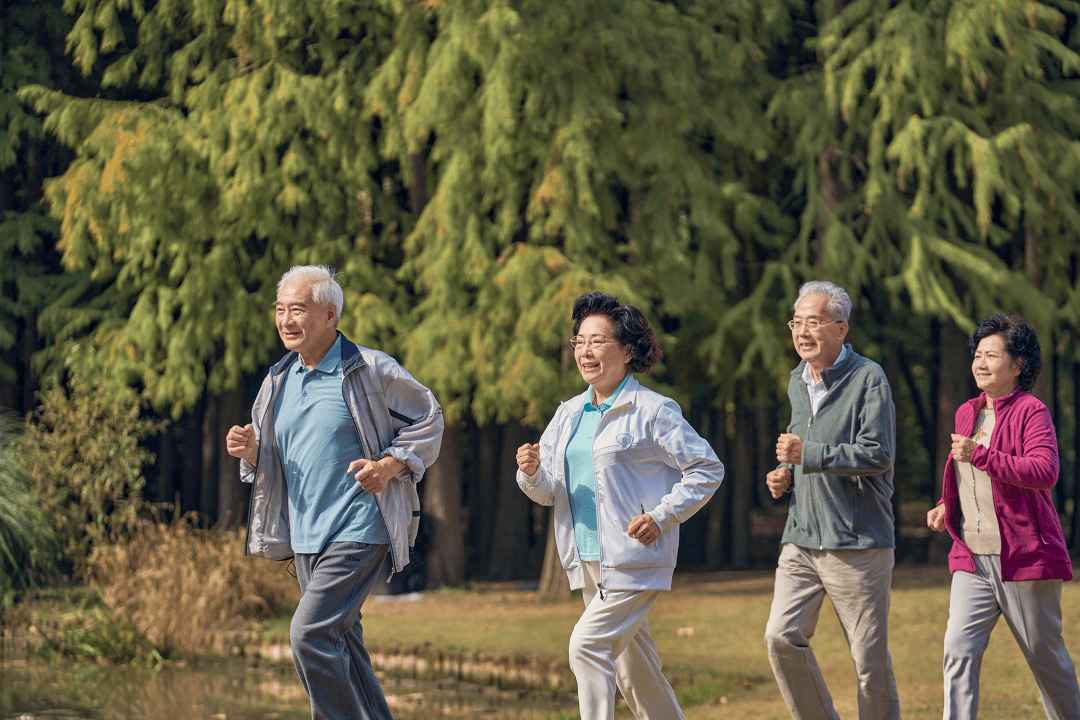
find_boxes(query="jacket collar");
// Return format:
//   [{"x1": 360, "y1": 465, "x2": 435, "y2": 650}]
[
  {"x1": 339, "y1": 334, "x2": 367, "y2": 375},
  {"x1": 790, "y1": 343, "x2": 858, "y2": 388},
  {"x1": 269, "y1": 332, "x2": 366, "y2": 377},
  {"x1": 566, "y1": 375, "x2": 642, "y2": 414},
  {"x1": 967, "y1": 385, "x2": 1026, "y2": 414}
]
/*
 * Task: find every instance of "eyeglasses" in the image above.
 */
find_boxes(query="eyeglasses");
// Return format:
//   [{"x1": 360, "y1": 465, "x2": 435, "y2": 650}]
[
  {"x1": 787, "y1": 318, "x2": 843, "y2": 331},
  {"x1": 570, "y1": 336, "x2": 618, "y2": 349}
]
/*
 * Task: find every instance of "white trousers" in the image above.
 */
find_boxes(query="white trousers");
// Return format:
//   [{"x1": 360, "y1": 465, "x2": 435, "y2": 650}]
[
  {"x1": 943, "y1": 554, "x2": 1080, "y2": 720},
  {"x1": 568, "y1": 561, "x2": 684, "y2": 720}
]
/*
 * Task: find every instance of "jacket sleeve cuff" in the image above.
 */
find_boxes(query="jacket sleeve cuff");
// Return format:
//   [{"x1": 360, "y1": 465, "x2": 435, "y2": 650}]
[
  {"x1": 650, "y1": 504, "x2": 677, "y2": 532},
  {"x1": 969, "y1": 444, "x2": 989, "y2": 470},
  {"x1": 517, "y1": 469, "x2": 541, "y2": 487},
  {"x1": 381, "y1": 447, "x2": 425, "y2": 483},
  {"x1": 801, "y1": 441, "x2": 825, "y2": 472},
  {"x1": 240, "y1": 458, "x2": 256, "y2": 483}
]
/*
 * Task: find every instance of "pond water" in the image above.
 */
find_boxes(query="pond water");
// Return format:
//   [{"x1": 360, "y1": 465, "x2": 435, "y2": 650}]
[{"x1": 0, "y1": 661, "x2": 576, "y2": 720}]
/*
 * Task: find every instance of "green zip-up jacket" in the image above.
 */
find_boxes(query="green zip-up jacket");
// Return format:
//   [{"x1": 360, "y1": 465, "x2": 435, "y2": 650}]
[{"x1": 780, "y1": 344, "x2": 896, "y2": 550}]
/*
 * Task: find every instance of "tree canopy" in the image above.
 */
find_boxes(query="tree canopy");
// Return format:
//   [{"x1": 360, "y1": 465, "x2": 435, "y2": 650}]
[{"x1": 9, "y1": 0, "x2": 1080, "y2": 573}]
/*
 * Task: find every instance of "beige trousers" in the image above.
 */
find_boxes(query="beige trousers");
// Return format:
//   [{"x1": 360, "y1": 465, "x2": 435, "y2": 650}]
[
  {"x1": 569, "y1": 561, "x2": 684, "y2": 720},
  {"x1": 765, "y1": 543, "x2": 901, "y2": 720}
]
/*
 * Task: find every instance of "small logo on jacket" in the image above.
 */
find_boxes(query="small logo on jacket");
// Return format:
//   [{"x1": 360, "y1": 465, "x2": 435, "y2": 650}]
[{"x1": 616, "y1": 433, "x2": 633, "y2": 449}]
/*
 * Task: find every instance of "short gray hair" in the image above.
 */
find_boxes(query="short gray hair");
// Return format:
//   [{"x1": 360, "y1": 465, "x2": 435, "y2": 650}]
[
  {"x1": 795, "y1": 281, "x2": 852, "y2": 323},
  {"x1": 278, "y1": 265, "x2": 344, "y2": 326}
]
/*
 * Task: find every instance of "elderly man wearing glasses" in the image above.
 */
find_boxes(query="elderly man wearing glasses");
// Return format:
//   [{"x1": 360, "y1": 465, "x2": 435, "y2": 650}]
[{"x1": 764, "y1": 280, "x2": 901, "y2": 720}]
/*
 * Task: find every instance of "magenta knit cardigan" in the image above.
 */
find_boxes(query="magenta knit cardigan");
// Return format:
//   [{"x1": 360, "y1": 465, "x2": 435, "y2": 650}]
[{"x1": 938, "y1": 387, "x2": 1073, "y2": 581}]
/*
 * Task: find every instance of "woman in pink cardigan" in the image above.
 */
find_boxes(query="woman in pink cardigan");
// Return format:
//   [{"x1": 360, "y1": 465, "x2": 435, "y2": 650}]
[{"x1": 927, "y1": 315, "x2": 1080, "y2": 720}]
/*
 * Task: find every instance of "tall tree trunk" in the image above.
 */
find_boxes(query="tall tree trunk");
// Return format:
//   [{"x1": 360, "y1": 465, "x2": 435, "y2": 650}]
[
  {"x1": 1027, "y1": 231, "x2": 1053, "y2": 410},
  {"x1": 423, "y1": 422, "x2": 466, "y2": 586},
  {"x1": 538, "y1": 512, "x2": 571, "y2": 601},
  {"x1": 200, "y1": 393, "x2": 220, "y2": 522},
  {"x1": 756, "y1": 401, "x2": 776, "y2": 514},
  {"x1": 408, "y1": 152, "x2": 428, "y2": 219},
  {"x1": 1025, "y1": 229, "x2": 1060, "y2": 507},
  {"x1": 875, "y1": 301, "x2": 907, "y2": 531},
  {"x1": 471, "y1": 423, "x2": 501, "y2": 576},
  {"x1": 729, "y1": 400, "x2": 754, "y2": 568},
  {"x1": 19, "y1": 310, "x2": 38, "y2": 413},
  {"x1": 704, "y1": 403, "x2": 728, "y2": 568},
  {"x1": 488, "y1": 421, "x2": 532, "y2": 580},
  {"x1": 216, "y1": 387, "x2": 246, "y2": 528},
  {"x1": 894, "y1": 341, "x2": 937, "y2": 499},
  {"x1": 179, "y1": 402, "x2": 203, "y2": 516},
  {"x1": 813, "y1": 0, "x2": 851, "y2": 276},
  {"x1": 814, "y1": 146, "x2": 845, "y2": 276},
  {"x1": 935, "y1": 323, "x2": 972, "y2": 499}
]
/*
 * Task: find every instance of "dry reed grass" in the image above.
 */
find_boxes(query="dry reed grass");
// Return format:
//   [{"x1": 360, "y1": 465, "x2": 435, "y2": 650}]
[{"x1": 90, "y1": 519, "x2": 300, "y2": 657}]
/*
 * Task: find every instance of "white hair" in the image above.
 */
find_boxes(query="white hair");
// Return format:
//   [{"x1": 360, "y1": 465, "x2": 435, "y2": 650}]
[
  {"x1": 278, "y1": 265, "x2": 344, "y2": 326},
  {"x1": 795, "y1": 280, "x2": 852, "y2": 323}
]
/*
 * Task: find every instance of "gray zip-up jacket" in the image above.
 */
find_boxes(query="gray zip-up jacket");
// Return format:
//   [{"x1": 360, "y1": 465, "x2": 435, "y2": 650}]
[
  {"x1": 241, "y1": 334, "x2": 444, "y2": 573},
  {"x1": 780, "y1": 345, "x2": 895, "y2": 550},
  {"x1": 518, "y1": 376, "x2": 724, "y2": 592}
]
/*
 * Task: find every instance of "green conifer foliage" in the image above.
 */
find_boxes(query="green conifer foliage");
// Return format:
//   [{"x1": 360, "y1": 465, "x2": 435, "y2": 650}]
[
  {"x1": 0, "y1": 1, "x2": 77, "y2": 403},
  {"x1": 23, "y1": 349, "x2": 166, "y2": 572},
  {"x1": 23, "y1": 0, "x2": 416, "y2": 415},
  {"x1": 25, "y1": 0, "x2": 795, "y2": 424},
  {"x1": 367, "y1": 0, "x2": 794, "y2": 422},
  {"x1": 772, "y1": 0, "x2": 1080, "y2": 332}
]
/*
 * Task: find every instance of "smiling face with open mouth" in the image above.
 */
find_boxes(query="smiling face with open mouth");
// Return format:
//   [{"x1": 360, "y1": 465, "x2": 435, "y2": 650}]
[
  {"x1": 574, "y1": 314, "x2": 630, "y2": 405},
  {"x1": 791, "y1": 294, "x2": 848, "y2": 381},
  {"x1": 275, "y1": 279, "x2": 338, "y2": 367},
  {"x1": 971, "y1": 333, "x2": 1021, "y2": 400}
]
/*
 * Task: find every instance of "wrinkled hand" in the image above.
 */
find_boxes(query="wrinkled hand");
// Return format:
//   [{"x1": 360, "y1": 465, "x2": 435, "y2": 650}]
[
  {"x1": 627, "y1": 513, "x2": 661, "y2": 546},
  {"x1": 516, "y1": 443, "x2": 540, "y2": 476},
  {"x1": 226, "y1": 424, "x2": 258, "y2": 466},
  {"x1": 950, "y1": 434, "x2": 977, "y2": 464},
  {"x1": 927, "y1": 505, "x2": 947, "y2": 533},
  {"x1": 348, "y1": 456, "x2": 405, "y2": 495},
  {"x1": 766, "y1": 467, "x2": 793, "y2": 499},
  {"x1": 775, "y1": 433, "x2": 804, "y2": 465}
]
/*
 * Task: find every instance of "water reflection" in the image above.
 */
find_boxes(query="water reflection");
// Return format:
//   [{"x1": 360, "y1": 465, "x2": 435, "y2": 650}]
[{"x1": 0, "y1": 662, "x2": 576, "y2": 719}]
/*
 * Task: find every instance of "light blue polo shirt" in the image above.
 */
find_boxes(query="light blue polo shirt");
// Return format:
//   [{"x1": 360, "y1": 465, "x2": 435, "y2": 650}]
[
  {"x1": 273, "y1": 336, "x2": 389, "y2": 553},
  {"x1": 564, "y1": 373, "x2": 630, "y2": 561}
]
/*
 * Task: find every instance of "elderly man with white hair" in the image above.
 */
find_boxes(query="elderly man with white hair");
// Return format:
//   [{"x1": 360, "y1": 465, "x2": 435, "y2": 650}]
[
  {"x1": 227, "y1": 265, "x2": 443, "y2": 720},
  {"x1": 764, "y1": 280, "x2": 900, "y2": 720}
]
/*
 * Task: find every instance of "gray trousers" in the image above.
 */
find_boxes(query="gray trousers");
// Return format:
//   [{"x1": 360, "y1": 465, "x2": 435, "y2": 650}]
[
  {"x1": 765, "y1": 543, "x2": 901, "y2": 720},
  {"x1": 943, "y1": 554, "x2": 1080, "y2": 720},
  {"x1": 292, "y1": 542, "x2": 393, "y2": 720}
]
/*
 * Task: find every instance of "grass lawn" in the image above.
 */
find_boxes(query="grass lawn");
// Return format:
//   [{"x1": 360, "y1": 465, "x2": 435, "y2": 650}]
[{"x1": 357, "y1": 564, "x2": 1080, "y2": 720}]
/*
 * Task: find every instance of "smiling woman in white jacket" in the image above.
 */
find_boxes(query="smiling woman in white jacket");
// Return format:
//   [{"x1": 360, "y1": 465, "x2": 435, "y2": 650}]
[{"x1": 516, "y1": 292, "x2": 725, "y2": 720}]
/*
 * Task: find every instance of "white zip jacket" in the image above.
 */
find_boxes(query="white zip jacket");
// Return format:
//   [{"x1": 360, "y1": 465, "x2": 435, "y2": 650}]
[{"x1": 518, "y1": 376, "x2": 724, "y2": 591}]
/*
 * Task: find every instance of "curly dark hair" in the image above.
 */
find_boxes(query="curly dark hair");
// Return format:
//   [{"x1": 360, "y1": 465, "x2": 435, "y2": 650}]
[
  {"x1": 571, "y1": 292, "x2": 663, "y2": 373},
  {"x1": 968, "y1": 314, "x2": 1042, "y2": 392}
]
